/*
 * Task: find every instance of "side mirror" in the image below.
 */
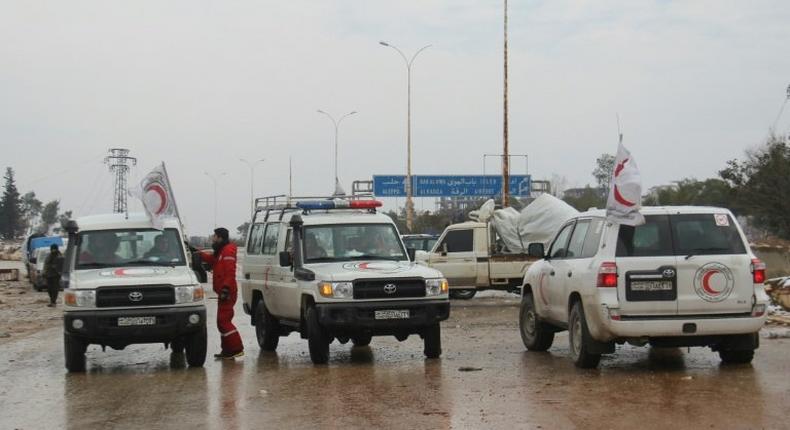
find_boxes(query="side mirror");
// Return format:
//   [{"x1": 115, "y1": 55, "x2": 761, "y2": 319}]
[
  {"x1": 441, "y1": 243, "x2": 448, "y2": 256},
  {"x1": 406, "y1": 247, "x2": 416, "y2": 262},
  {"x1": 527, "y1": 243, "x2": 545, "y2": 259},
  {"x1": 279, "y1": 251, "x2": 293, "y2": 267},
  {"x1": 191, "y1": 253, "x2": 208, "y2": 283}
]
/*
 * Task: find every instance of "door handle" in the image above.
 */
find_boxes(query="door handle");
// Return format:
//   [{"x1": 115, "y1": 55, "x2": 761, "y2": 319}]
[
  {"x1": 550, "y1": 271, "x2": 555, "y2": 276},
  {"x1": 244, "y1": 273, "x2": 250, "y2": 280},
  {"x1": 567, "y1": 271, "x2": 572, "y2": 278}
]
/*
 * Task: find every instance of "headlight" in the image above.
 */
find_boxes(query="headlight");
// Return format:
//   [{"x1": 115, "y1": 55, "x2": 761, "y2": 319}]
[
  {"x1": 64, "y1": 290, "x2": 96, "y2": 307},
  {"x1": 425, "y1": 278, "x2": 449, "y2": 296},
  {"x1": 175, "y1": 286, "x2": 204, "y2": 304},
  {"x1": 318, "y1": 282, "x2": 354, "y2": 299}
]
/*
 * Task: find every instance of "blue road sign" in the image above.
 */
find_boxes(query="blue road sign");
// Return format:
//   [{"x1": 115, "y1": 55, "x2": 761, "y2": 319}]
[{"x1": 372, "y1": 175, "x2": 531, "y2": 197}]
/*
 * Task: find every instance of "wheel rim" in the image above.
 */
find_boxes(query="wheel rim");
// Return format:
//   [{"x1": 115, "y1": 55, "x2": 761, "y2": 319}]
[
  {"x1": 522, "y1": 308, "x2": 537, "y2": 340},
  {"x1": 570, "y1": 313, "x2": 582, "y2": 356}
]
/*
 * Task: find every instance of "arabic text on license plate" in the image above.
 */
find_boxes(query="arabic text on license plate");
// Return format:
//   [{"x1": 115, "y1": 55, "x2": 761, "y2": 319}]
[
  {"x1": 631, "y1": 280, "x2": 673, "y2": 292},
  {"x1": 118, "y1": 316, "x2": 156, "y2": 326},
  {"x1": 374, "y1": 310, "x2": 410, "y2": 320}
]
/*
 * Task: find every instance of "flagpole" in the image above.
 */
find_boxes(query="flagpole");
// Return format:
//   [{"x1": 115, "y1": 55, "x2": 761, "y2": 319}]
[{"x1": 160, "y1": 162, "x2": 183, "y2": 226}]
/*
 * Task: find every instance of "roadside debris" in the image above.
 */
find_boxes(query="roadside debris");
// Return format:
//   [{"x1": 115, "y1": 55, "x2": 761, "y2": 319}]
[{"x1": 458, "y1": 366, "x2": 483, "y2": 372}]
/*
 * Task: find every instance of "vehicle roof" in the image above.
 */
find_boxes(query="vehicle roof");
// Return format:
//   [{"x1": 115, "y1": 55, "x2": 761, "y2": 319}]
[
  {"x1": 445, "y1": 221, "x2": 487, "y2": 230},
  {"x1": 259, "y1": 210, "x2": 397, "y2": 227},
  {"x1": 576, "y1": 206, "x2": 733, "y2": 219},
  {"x1": 75, "y1": 212, "x2": 181, "y2": 231}
]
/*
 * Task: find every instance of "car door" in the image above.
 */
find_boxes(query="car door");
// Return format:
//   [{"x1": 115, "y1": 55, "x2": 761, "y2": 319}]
[
  {"x1": 614, "y1": 211, "x2": 679, "y2": 316},
  {"x1": 670, "y1": 212, "x2": 754, "y2": 316},
  {"x1": 429, "y1": 228, "x2": 477, "y2": 288},
  {"x1": 242, "y1": 223, "x2": 266, "y2": 307},
  {"x1": 560, "y1": 218, "x2": 606, "y2": 323},
  {"x1": 541, "y1": 221, "x2": 575, "y2": 322}
]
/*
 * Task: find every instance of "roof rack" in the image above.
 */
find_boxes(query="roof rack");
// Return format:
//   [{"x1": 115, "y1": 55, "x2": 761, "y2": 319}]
[{"x1": 253, "y1": 194, "x2": 380, "y2": 223}]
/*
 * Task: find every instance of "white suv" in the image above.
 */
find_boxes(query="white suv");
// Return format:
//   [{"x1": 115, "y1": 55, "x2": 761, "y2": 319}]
[{"x1": 519, "y1": 206, "x2": 769, "y2": 368}]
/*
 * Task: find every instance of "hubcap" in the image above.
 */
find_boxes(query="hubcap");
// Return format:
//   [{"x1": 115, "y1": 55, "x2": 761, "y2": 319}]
[
  {"x1": 523, "y1": 310, "x2": 536, "y2": 338},
  {"x1": 571, "y1": 314, "x2": 582, "y2": 355}
]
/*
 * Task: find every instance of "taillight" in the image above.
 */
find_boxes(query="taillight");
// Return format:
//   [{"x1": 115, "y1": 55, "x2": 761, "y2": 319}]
[
  {"x1": 597, "y1": 262, "x2": 618, "y2": 288},
  {"x1": 751, "y1": 258, "x2": 766, "y2": 284}
]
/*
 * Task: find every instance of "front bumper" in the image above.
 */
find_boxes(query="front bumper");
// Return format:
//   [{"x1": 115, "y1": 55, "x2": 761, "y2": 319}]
[
  {"x1": 64, "y1": 305, "x2": 206, "y2": 345},
  {"x1": 316, "y1": 299, "x2": 450, "y2": 335}
]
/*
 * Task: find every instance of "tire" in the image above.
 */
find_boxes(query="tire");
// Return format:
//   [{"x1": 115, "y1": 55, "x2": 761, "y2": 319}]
[
  {"x1": 519, "y1": 293, "x2": 555, "y2": 351},
  {"x1": 568, "y1": 301, "x2": 601, "y2": 369},
  {"x1": 169, "y1": 338, "x2": 186, "y2": 368},
  {"x1": 351, "y1": 334, "x2": 372, "y2": 347},
  {"x1": 306, "y1": 306, "x2": 330, "y2": 364},
  {"x1": 255, "y1": 300, "x2": 280, "y2": 351},
  {"x1": 449, "y1": 289, "x2": 477, "y2": 300},
  {"x1": 64, "y1": 333, "x2": 87, "y2": 373},
  {"x1": 719, "y1": 349, "x2": 755, "y2": 364},
  {"x1": 423, "y1": 324, "x2": 442, "y2": 359},
  {"x1": 185, "y1": 327, "x2": 207, "y2": 367}
]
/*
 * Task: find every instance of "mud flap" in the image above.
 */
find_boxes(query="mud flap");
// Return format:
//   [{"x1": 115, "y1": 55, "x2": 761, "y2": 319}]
[{"x1": 585, "y1": 337, "x2": 615, "y2": 354}]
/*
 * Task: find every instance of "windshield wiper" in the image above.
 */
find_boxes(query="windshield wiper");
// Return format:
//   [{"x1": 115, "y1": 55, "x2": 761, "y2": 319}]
[
  {"x1": 685, "y1": 247, "x2": 730, "y2": 260},
  {"x1": 347, "y1": 254, "x2": 402, "y2": 261},
  {"x1": 76, "y1": 262, "x2": 112, "y2": 269},
  {"x1": 124, "y1": 259, "x2": 177, "y2": 267}
]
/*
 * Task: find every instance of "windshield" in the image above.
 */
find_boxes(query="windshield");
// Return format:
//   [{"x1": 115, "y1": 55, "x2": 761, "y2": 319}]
[
  {"x1": 76, "y1": 228, "x2": 186, "y2": 269},
  {"x1": 303, "y1": 224, "x2": 407, "y2": 263}
]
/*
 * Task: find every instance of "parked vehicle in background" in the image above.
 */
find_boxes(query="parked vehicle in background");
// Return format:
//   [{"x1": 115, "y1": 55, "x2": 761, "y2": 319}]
[
  {"x1": 61, "y1": 213, "x2": 207, "y2": 372},
  {"x1": 401, "y1": 234, "x2": 439, "y2": 252},
  {"x1": 519, "y1": 206, "x2": 770, "y2": 368},
  {"x1": 31, "y1": 247, "x2": 65, "y2": 291},
  {"x1": 240, "y1": 195, "x2": 450, "y2": 364},
  {"x1": 423, "y1": 221, "x2": 538, "y2": 299},
  {"x1": 25, "y1": 235, "x2": 64, "y2": 283}
]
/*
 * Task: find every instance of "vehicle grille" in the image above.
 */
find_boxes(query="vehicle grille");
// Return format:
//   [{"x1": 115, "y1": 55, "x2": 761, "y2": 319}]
[
  {"x1": 96, "y1": 285, "x2": 175, "y2": 308},
  {"x1": 353, "y1": 278, "x2": 426, "y2": 299}
]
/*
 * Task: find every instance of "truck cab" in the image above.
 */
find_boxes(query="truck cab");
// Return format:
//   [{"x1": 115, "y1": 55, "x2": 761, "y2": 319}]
[
  {"x1": 61, "y1": 213, "x2": 207, "y2": 372},
  {"x1": 425, "y1": 221, "x2": 536, "y2": 299},
  {"x1": 240, "y1": 195, "x2": 450, "y2": 364}
]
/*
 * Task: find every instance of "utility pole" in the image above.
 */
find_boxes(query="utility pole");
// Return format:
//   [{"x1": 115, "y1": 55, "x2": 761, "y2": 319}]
[
  {"x1": 380, "y1": 41, "x2": 431, "y2": 232},
  {"x1": 203, "y1": 171, "x2": 226, "y2": 229},
  {"x1": 317, "y1": 109, "x2": 357, "y2": 192},
  {"x1": 239, "y1": 158, "x2": 265, "y2": 217},
  {"x1": 104, "y1": 148, "x2": 137, "y2": 214},
  {"x1": 502, "y1": 0, "x2": 510, "y2": 207}
]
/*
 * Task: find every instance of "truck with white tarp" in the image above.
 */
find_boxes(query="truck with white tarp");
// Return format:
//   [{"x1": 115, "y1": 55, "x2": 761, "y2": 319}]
[{"x1": 420, "y1": 194, "x2": 578, "y2": 299}]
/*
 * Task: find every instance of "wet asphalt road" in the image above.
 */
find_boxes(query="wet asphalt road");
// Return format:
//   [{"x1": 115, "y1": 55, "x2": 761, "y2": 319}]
[{"x1": 1, "y1": 294, "x2": 789, "y2": 430}]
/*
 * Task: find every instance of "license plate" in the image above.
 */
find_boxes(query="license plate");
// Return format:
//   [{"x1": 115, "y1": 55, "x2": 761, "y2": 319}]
[
  {"x1": 374, "y1": 310, "x2": 410, "y2": 320},
  {"x1": 631, "y1": 280, "x2": 673, "y2": 292},
  {"x1": 118, "y1": 316, "x2": 156, "y2": 326}
]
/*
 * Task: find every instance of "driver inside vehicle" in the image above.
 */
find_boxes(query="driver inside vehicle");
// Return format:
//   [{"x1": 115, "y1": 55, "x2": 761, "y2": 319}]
[
  {"x1": 363, "y1": 230, "x2": 397, "y2": 256},
  {"x1": 305, "y1": 233, "x2": 327, "y2": 259},
  {"x1": 144, "y1": 235, "x2": 174, "y2": 261}
]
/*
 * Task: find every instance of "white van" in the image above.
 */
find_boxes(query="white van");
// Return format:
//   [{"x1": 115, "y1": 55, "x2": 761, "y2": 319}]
[
  {"x1": 519, "y1": 207, "x2": 769, "y2": 368},
  {"x1": 240, "y1": 196, "x2": 450, "y2": 364},
  {"x1": 61, "y1": 213, "x2": 207, "y2": 372}
]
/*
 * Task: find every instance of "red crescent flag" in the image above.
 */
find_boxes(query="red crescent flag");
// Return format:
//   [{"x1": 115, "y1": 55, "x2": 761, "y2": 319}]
[
  {"x1": 606, "y1": 142, "x2": 645, "y2": 226},
  {"x1": 131, "y1": 163, "x2": 181, "y2": 229}
]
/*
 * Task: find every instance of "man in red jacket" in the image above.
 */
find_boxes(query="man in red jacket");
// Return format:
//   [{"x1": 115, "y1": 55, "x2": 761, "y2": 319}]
[{"x1": 200, "y1": 227, "x2": 244, "y2": 359}]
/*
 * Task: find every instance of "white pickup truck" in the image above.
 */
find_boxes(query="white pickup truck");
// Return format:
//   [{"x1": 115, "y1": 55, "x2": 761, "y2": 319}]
[{"x1": 422, "y1": 221, "x2": 538, "y2": 299}]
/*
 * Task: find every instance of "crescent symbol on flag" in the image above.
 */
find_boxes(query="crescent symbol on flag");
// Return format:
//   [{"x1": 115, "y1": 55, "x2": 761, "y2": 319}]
[
  {"x1": 701, "y1": 270, "x2": 721, "y2": 295},
  {"x1": 613, "y1": 185, "x2": 636, "y2": 207},
  {"x1": 146, "y1": 184, "x2": 168, "y2": 214},
  {"x1": 614, "y1": 158, "x2": 629, "y2": 177}
]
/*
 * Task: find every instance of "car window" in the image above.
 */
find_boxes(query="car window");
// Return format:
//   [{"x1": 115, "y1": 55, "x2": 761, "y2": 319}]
[
  {"x1": 566, "y1": 220, "x2": 590, "y2": 259},
  {"x1": 616, "y1": 215, "x2": 673, "y2": 257},
  {"x1": 247, "y1": 224, "x2": 265, "y2": 255},
  {"x1": 303, "y1": 224, "x2": 407, "y2": 263},
  {"x1": 549, "y1": 222, "x2": 575, "y2": 259},
  {"x1": 76, "y1": 228, "x2": 186, "y2": 268},
  {"x1": 670, "y1": 214, "x2": 746, "y2": 255},
  {"x1": 262, "y1": 223, "x2": 280, "y2": 255},
  {"x1": 580, "y1": 218, "x2": 605, "y2": 258},
  {"x1": 438, "y1": 229, "x2": 473, "y2": 253}
]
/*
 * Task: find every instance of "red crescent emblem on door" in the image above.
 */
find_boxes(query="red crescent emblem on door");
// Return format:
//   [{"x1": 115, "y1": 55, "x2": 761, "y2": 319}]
[
  {"x1": 145, "y1": 183, "x2": 168, "y2": 214},
  {"x1": 701, "y1": 270, "x2": 721, "y2": 295}
]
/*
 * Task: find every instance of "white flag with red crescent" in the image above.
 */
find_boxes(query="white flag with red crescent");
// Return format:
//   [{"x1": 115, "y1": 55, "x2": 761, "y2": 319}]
[
  {"x1": 606, "y1": 142, "x2": 645, "y2": 226},
  {"x1": 132, "y1": 163, "x2": 180, "y2": 229}
]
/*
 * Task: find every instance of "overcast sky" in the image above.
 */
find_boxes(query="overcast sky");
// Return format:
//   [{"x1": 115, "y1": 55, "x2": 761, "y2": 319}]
[{"x1": 2, "y1": 1, "x2": 789, "y2": 236}]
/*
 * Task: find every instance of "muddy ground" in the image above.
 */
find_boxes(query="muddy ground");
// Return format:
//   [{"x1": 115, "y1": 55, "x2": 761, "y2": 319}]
[{"x1": 0, "y1": 261, "x2": 789, "y2": 429}]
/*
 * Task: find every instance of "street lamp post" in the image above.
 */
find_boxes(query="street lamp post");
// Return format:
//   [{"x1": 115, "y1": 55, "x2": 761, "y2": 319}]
[
  {"x1": 317, "y1": 110, "x2": 357, "y2": 192},
  {"x1": 239, "y1": 158, "x2": 265, "y2": 217},
  {"x1": 203, "y1": 171, "x2": 226, "y2": 229},
  {"x1": 380, "y1": 41, "x2": 431, "y2": 232}
]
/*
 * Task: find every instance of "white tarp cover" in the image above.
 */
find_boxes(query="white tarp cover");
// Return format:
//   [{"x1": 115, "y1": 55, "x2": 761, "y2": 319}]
[{"x1": 473, "y1": 194, "x2": 579, "y2": 253}]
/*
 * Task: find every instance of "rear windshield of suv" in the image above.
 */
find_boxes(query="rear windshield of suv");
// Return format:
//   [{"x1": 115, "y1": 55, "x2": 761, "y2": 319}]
[{"x1": 616, "y1": 214, "x2": 746, "y2": 257}]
